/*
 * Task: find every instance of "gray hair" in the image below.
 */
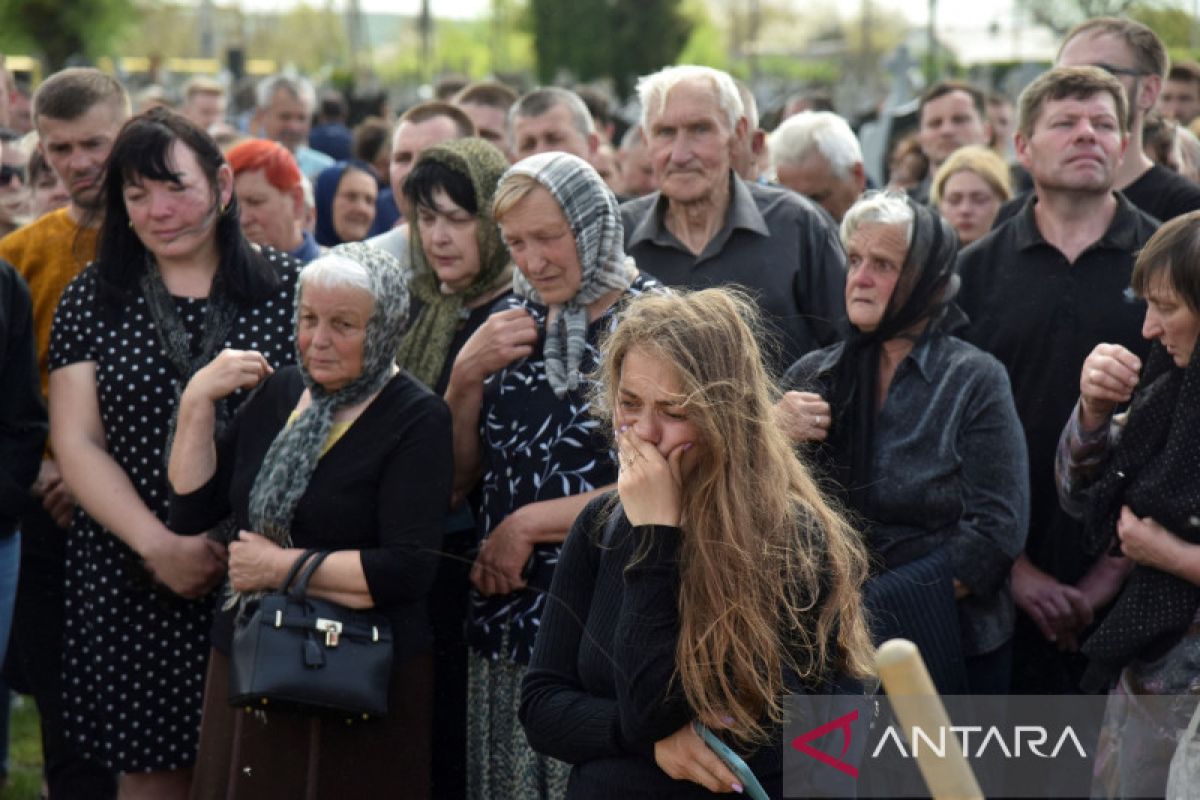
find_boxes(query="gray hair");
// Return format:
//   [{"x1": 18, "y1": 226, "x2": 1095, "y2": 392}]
[
  {"x1": 840, "y1": 190, "x2": 915, "y2": 249},
  {"x1": 255, "y1": 74, "x2": 317, "y2": 114},
  {"x1": 770, "y1": 111, "x2": 863, "y2": 178},
  {"x1": 298, "y1": 253, "x2": 375, "y2": 298},
  {"x1": 509, "y1": 87, "x2": 595, "y2": 138},
  {"x1": 734, "y1": 79, "x2": 759, "y2": 129},
  {"x1": 637, "y1": 65, "x2": 744, "y2": 132}
]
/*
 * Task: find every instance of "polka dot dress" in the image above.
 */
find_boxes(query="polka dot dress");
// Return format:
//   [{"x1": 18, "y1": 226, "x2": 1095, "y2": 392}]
[{"x1": 48, "y1": 249, "x2": 299, "y2": 773}]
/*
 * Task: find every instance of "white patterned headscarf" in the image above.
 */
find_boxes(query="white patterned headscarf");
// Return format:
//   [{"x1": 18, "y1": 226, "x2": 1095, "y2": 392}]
[{"x1": 504, "y1": 152, "x2": 635, "y2": 397}]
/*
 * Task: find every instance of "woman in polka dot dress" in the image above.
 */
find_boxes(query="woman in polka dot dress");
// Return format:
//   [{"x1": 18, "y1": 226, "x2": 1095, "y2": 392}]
[{"x1": 47, "y1": 109, "x2": 299, "y2": 799}]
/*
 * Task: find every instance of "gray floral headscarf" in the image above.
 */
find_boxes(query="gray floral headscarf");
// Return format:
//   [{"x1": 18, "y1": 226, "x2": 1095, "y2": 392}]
[
  {"x1": 247, "y1": 241, "x2": 410, "y2": 547},
  {"x1": 504, "y1": 152, "x2": 635, "y2": 397}
]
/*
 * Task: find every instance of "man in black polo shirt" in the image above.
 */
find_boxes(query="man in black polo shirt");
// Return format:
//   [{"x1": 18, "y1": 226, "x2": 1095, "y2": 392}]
[
  {"x1": 997, "y1": 17, "x2": 1200, "y2": 228},
  {"x1": 958, "y1": 66, "x2": 1159, "y2": 694},
  {"x1": 621, "y1": 65, "x2": 845, "y2": 374}
]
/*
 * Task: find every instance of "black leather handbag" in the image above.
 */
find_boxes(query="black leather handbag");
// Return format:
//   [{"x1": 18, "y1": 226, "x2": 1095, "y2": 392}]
[{"x1": 229, "y1": 549, "x2": 394, "y2": 718}]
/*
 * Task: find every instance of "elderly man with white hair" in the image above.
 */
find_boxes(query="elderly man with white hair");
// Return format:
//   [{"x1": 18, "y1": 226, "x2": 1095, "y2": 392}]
[
  {"x1": 620, "y1": 65, "x2": 846, "y2": 372},
  {"x1": 771, "y1": 111, "x2": 867, "y2": 223}
]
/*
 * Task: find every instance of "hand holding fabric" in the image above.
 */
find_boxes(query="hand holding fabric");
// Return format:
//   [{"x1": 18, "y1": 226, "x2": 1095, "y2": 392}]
[
  {"x1": 1078, "y1": 343, "x2": 1141, "y2": 430},
  {"x1": 775, "y1": 390, "x2": 832, "y2": 443},
  {"x1": 183, "y1": 348, "x2": 273, "y2": 405}
]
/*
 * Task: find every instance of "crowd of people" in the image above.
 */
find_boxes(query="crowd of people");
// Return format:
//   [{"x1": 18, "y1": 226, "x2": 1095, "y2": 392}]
[{"x1": 0, "y1": 11, "x2": 1198, "y2": 800}]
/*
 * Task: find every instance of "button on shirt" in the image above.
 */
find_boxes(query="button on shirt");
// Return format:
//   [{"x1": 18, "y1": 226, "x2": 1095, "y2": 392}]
[{"x1": 621, "y1": 173, "x2": 846, "y2": 374}]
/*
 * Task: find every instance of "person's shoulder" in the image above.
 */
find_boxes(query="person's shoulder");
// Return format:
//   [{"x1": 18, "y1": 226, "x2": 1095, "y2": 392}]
[
  {"x1": 365, "y1": 226, "x2": 409, "y2": 260},
  {"x1": 782, "y1": 341, "x2": 843, "y2": 390},
  {"x1": 750, "y1": 180, "x2": 827, "y2": 223},
  {"x1": 936, "y1": 335, "x2": 1010, "y2": 386},
  {"x1": 619, "y1": 192, "x2": 658, "y2": 221},
  {"x1": 255, "y1": 243, "x2": 303, "y2": 280},
  {"x1": 61, "y1": 261, "x2": 100, "y2": 296},
  {"x1": 627, "y1": 271, "x2": 665, "y2": 295},
  {"x1": 0, "y1": 208, "x2": 75, "y2": 264},
  {"x1": 488, "y1": 291, "x2": 529, "y2": 316},
  {"x1": 385, "y1": 370, "x2": 452, "y2": 424}
]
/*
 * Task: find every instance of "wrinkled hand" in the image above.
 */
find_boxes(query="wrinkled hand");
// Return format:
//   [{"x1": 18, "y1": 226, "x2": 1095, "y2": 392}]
[
  {"x1": 1011, "y1": 554, "x2": 1092, "y2": 651},
  {"x1": 1116, "y1": 506, "x2": 1181, "y2": 572},
  {"x1": 453, "y1": 308, "x2": 538, "y2": 384},
  {"x1": 1079, "y1": 344, "x2": 1141, "y2": 430},
  {"x1": 775, "y1": 391, "x2": 832, "y2": 444},
  {"x1": 654, "y1": 722, "x2": 740, "y2": 794},
  {"x1": 470, "y1": 508, "x2": 536, "y2": 596},
  {"x1": 228, "y1": 530, "x2": 288, "y2": 594},
  {"x1": 184, "y1": 349, "x2": 273, "y2": 405},
  {"x1": 616, "y1": 428, "x2": 688, "y2": 527},
  {"x1": 142, "y1": 531, "x2": 228, "y2": 599},
  {"x1": 33, "y1": 458, "x2": 75, "y2": 529}
]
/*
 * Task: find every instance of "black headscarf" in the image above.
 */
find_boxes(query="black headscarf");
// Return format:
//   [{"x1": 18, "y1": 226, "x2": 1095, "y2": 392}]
[
  {"x1": 1079, "y1": 334, "x2": 1200, "y2": 688},
  {"x1": 823, "y1": 197, "x2": 961, "y2": 515}
]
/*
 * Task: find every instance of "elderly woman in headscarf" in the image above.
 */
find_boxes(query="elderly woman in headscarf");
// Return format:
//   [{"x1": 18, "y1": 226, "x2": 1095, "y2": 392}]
[
  {"x1": 443, "y1": 152, "x2": 661, "y2": 800},
  {"x1": 313, "y1": 159, "x2": 381, "y2": 247},
  {"x1": 397, "y1": 138, "x2": 513, "y2": 394},
  {"x1": 779, "y1": 190, "x2": 1029, "y2": 694},
  {"x1": 167, "y1": 241, "x2": 453, "y2": 799}
]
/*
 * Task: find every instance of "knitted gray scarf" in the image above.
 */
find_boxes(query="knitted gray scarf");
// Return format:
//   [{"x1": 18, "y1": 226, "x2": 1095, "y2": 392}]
[
  {"x1": 505, "y1": 152, "x2": 635, "y2": 397},
  {"x1": 246, "y1": 241, "x2": 410, "y2": 546}
]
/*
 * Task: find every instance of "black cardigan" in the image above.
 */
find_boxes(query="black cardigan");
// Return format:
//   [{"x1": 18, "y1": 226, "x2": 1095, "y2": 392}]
[
  {"x1": 520, "y1": 495, "x2": 834, "y2": 798},
  {"x1": 169, "y1": 366, "x2": 453, "y2": 663}
]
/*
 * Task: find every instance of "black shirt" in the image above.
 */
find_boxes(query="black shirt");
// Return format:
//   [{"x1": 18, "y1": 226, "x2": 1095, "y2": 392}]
[
  {"x1": 169, "y1": 366, "x2": 454, "y2": 664},
  {"x1": 620, "y1": 173, "x2": 846, "y2": 375},
  {"x1": 956, "y1": 193, "x2": 1156, "y2": 583}
]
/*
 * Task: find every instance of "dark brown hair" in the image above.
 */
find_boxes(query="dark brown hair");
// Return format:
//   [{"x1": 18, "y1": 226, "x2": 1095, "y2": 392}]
[
  {"x1": 919, "y1": 80, "x2": 986, "y2": 124},
  {"x1": 33, "y1": 67, "x2": 130, "y2": 125},
  {"x1": 1061, "y1": 17, "x2": 1167, "y2": 80},
  {"x1": 1017, "y1": 66, "x2": 1129, "y2": 138},
  {"x1": 397, "y1": 101, "x2": 475, "y2": 138},
  {"x1": 1131, "y1": 210, "x2": 1200, "y2": 312}
]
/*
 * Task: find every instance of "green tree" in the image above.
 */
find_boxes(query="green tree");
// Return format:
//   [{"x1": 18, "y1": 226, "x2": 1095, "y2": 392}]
[
  {"x1": 0, "y1": 0, "x2": 137, "y2": 70},
  {"x1": 528, "y1": 0, "x2": 690, "y2": 94}
]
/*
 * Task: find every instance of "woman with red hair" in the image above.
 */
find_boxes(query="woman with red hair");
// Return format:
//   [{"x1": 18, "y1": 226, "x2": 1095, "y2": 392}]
[{"x1": 226, "y1": 138, "x2": 320, "y2": 262}]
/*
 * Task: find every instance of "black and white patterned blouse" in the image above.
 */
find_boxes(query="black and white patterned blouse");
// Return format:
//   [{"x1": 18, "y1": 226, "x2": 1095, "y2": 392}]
[
  {"x1": 48, "y1": 248, "x2": 299, "y2": 772},
  {"x1": 466, "y1": 273, "x2": 661, "y2": 665}
]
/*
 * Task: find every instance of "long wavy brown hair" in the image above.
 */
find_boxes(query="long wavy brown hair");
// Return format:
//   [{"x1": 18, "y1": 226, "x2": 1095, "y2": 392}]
[{"x1": 592, "y1": 288, "x2": 875, "y2": 746}]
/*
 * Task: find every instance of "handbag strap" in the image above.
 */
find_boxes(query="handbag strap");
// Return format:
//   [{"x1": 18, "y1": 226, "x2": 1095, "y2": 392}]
[
  {"x1": 278, "y1": 549, "x2": 322, "y2": 593},
  {"x1": 289, "y1": 550, "x2": 334, "y2": 599}
]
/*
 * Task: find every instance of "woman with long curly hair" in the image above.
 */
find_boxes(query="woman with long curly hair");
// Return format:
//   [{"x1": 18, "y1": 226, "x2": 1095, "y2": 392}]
[{"x1": 519, "y1": 288, "x2": 874, "y2": 798}]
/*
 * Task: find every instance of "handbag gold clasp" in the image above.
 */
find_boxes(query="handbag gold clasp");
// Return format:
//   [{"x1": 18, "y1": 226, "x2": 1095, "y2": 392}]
[{"x1": 315, "y1": 618, "x2": 343, "y2": 647}]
